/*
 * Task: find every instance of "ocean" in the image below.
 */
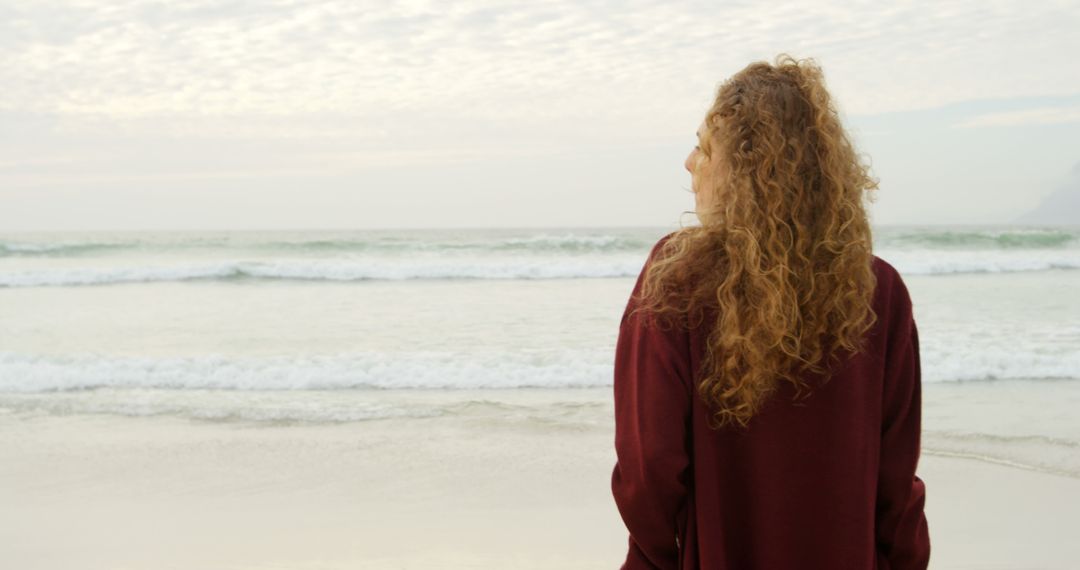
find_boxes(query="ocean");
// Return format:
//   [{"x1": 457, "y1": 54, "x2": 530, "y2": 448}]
[{"x1": 1, "y1": 225, "x2": 1078, "y2": 477}]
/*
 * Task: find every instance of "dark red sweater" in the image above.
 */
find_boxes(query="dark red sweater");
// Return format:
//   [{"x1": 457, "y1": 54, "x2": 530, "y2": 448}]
[{"x1": 612, "y1": 235, "x2": 930, "y2": 569}]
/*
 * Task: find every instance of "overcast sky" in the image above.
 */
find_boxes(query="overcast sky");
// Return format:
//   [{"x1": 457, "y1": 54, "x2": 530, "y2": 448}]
[{"x1": 2, "y1": 0, "x2": 1079, "y2": 231}]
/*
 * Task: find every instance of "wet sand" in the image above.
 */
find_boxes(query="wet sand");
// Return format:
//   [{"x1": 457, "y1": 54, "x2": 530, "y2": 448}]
[{"x1": 2, "y1": 412, "x2": 1078, "y2": 569}]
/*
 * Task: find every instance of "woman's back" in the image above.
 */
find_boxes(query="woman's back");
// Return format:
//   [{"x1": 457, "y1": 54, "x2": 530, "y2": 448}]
[
  {"x1": 612, "y1": 234, "x2": 930, "y2": 569},
  {"x1": 611, "y1": 54, "x2": 929, "y2": 569}
]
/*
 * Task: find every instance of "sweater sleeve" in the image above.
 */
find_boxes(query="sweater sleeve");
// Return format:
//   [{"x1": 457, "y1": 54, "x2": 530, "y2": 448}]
[
  {"x1": 875, "y1": 275, "x2": 931, "y2": 570},
  {"x1": 611, "y1": 239, "x2": 692, "y2": 570}
]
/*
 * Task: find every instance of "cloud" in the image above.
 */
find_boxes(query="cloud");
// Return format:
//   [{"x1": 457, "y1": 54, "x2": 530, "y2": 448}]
[
  {"x1": 1, "y1": 0, "x2": 1078, "y2": 137},
  {"x1": 2, "y1": 0, "x2": 1078, "y2": 230}
]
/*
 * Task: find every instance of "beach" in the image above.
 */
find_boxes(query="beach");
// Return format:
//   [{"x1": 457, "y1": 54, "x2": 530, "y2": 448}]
[
  {"x1": 2, "y1": 226, "x2": 1079, "y2": 568},
  {"x1": 4, "y1": 0, "x2": 1079, "y2": 565},
  {"x1": 3, "y1": 405, "x2": 1080, "y2": 569}
]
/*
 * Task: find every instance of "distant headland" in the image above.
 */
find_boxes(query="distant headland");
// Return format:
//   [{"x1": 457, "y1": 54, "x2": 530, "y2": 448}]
[{"x1": 1015, "y1": 161, "x2": 1080, "y2": 225}]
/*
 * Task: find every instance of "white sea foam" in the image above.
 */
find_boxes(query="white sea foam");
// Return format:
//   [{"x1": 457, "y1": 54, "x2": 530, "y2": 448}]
[
  {"x1": 879, "y1": 248, "x2": 1080, "y2": 275},
  {"x1": 924, "y1": 431, "x2": 1080, "y2": 478},
  {"x1": 2, "y1": 226, "x2": 1080, "y2": 288},
  {"x1": 0, "y1": 389, "x2": 611, "y2": 425},
  {"x1": 1, "y1": 341, "x2": 1076, "y2": 395},
  {"x1": 0, "y1": 390, "x2": 448, "y2": 423},
  {"x1": 922, "y1": 344, "x2": 1080, "y2": 383},
  {"x1": 0, "y1": 349, "x2": 614, "y2": 392},
  {"x1": 3, "y1": 249, "x2": 1080, "y2": 287},
  {"x1": 0, "y1": 232, "x2": 649, "y2": 257},
  {"x1": 0, "y1": 257, "x2": 647, "y2": 287}
]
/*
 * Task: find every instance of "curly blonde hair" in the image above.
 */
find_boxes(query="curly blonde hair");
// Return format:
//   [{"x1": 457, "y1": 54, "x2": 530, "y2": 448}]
[{"x1": 634, "y1": 54, "x2": 879, "y2": 430}]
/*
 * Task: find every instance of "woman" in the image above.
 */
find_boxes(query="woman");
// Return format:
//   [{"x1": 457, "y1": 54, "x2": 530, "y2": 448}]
[{"x1": 611, "y1": 55, "x2": 930, "y2": 569}]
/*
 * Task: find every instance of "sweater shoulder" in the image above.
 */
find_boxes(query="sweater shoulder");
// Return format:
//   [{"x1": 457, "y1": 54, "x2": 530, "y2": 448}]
[
  {"x1": 871, "y1": 255, "x2": 910, "y2": 303},
  {"x1": 870, "y1": 254, "x2": 915, "y2": 340},
  {"x1": 650, "y1": 230, "x2": 679, "y2": 255}
]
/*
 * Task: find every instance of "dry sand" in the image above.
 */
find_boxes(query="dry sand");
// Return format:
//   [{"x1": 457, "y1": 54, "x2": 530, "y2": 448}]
[{"x1": 2, "y1": 411, "x2": 1079, "y2": 569}]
